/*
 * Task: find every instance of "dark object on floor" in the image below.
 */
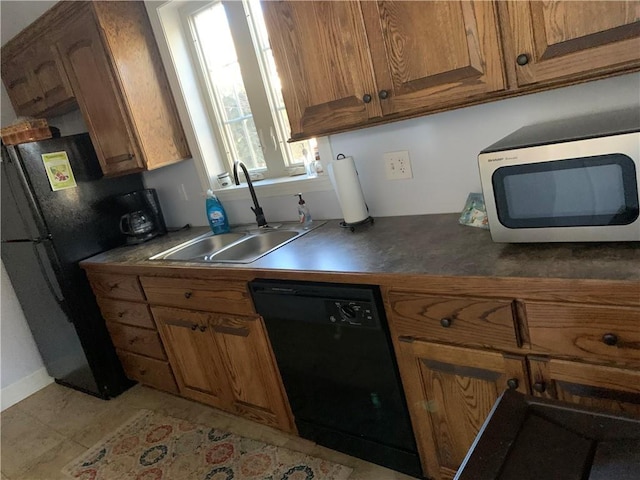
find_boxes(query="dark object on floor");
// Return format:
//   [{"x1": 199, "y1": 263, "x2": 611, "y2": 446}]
[{"x1": 456, "y1": 390, "x2": 640, "y2": 480}]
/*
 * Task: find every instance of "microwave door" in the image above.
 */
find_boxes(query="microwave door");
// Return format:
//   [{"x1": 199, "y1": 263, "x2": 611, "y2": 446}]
[{"x1": 492, "y1": 154, "x2": 638, "y2": 230}]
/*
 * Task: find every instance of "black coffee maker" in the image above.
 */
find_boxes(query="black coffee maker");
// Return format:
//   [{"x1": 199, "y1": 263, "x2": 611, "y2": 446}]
[{"x1": 115, "y1": 189, "x2": 167, "y2": 244}]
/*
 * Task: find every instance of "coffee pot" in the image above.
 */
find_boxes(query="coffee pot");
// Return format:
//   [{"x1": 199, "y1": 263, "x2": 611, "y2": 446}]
[
  {"x1": 120, "y1": 210, "x2": 155, "y2": 241},
  {"x1": 115, "y1": 189, "x2": 167, "y2": 244}
]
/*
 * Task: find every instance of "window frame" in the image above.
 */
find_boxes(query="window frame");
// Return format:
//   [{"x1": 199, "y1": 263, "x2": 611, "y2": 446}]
[
  {"x1": 180, "y1": 0, "x2": 307, "y2": 179},
  {"x1": 144, "y1": 0, "x2": 334, "y2": 202}
]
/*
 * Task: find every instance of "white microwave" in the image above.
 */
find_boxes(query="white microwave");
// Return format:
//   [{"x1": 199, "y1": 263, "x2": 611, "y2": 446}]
[{"x1": 478, "y1": 108, "x2": 639, "y2": 242}]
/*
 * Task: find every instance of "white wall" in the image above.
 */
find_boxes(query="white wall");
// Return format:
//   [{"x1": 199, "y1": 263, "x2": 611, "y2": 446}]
[
  {"x1": 143, "y1": 72, "x2": 640, "y2": 227},
  {"x1": 1, "y1": 263, "x2": 53, "y2": 410}
]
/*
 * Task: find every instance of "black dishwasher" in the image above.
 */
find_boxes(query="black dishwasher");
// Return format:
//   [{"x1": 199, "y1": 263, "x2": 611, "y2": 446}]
[{"x1": 249, "y1": 279, "x2": 422, "y2": 478}]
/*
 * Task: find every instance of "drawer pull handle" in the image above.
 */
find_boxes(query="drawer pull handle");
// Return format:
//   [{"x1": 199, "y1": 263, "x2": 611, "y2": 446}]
[
  {"x1": 191, "y1": 324, "x2": 198, "y2": 331},
  {"x1": 199, "y1": 326, "x2": 207, "y2": 332},
  {"x1": 516, "y1": 53, "x2": 529, "y2": 66},
  {"x1": 378, "y1": 89, "x2": 389, "y2": 100},
  {"x1": 533, "y1": 381, "x2": 546, "y2": 393},
  {"x1": 184, "y1": 291, "x2": 192, "y2": 299},
  {"x1": 506, "y1": 378, "x2": 519, "y2": 390},
  {"x1": 108, "y1": 282, "x2": 119, "y2": 291},
  {"x1": 362, "y1": 93, "x2": 372, "y2": 104},
  {"x1": 440, "y1": 318, "x2": 452, "y2": 328},
  {"x1": 602, "y1": 333, "x2": 618, "y2": 346},
  {"x1": 118, "y1": 312, "x2": 125, "y2": 318}
]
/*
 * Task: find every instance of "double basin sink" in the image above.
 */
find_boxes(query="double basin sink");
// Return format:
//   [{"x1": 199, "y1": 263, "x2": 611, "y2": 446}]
[{"x1": 150, "y1": 221, "x2": 325, "y2": 264}]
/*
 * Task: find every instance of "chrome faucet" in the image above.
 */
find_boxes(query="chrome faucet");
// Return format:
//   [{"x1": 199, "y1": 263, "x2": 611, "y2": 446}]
[{"x1": 233, "y1": 160, "x2": 268, "y2": 228}]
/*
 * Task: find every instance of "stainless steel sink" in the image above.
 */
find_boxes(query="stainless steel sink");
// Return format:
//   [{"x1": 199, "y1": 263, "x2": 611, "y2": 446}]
[
  {"x1": 149, "y1": 222, "x2": 325, "y2": 263},
  {"x1": 150, "y1": 232, "x2": 247, "y2": 261},
  {"x1": 209, "y1": 230, "x2": 298, "y2": 263}
]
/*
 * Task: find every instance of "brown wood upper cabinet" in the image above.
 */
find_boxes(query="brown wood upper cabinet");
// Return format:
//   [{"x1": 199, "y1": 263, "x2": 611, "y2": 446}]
[
  {"x1": 1, "y1": 36, "x2": 75, "y2": 118},
  {"x1": 55, "y1": 2, "x2": 190, "y2": 176},
  {"x1": 505, "y1": 1, "x2": 640, "y2": 87},
  {"x1": 263, "y1": 0, "x2": 640, "y2": 140},
  {"x1": 264, "y1": 1, "x2": 505, "y2": 140}
]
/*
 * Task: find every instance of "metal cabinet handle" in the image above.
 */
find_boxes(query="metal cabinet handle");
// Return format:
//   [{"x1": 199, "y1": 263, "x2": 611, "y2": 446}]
[
  {"x1": 362, "y1": 94, "x2": 372, "y2": 103},
  {"x1": 507, "y1": 378, "x2": 519, "y2": 390},
  {"x1": 440, "y1": 318, "x2": 452, "y2": 328},
  {"x1": 108, "y1": 282, "x2": 119, "y2": 291},
  {"x1": 184, "y1": 291, "x2": 192, "y2": 299},
  {"x1": 533, "y1": 381, "x2": 546, "y2": 393},
  {"x1": 191, "y1": 324, "x2": 198, "y2": 331},
  {"x1": 602, "y1": 333, "x2": 618, "y2": 346},
  {"x1": 117, "y1": 311, "x2": 125, "y2": 318},
  {"x1": 199, "y1": 325, "x2": 207, "y2": 332},
  {"x1": 516, "y1": 54, "x2": 529, "y2": 66},
  {"x1": 378, "y1": 90, "x2": 389, "y2": 99}
]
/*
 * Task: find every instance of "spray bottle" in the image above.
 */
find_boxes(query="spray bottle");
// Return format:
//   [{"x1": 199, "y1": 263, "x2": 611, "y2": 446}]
[{"x1": 296, "y1": 193, "x2": 312, "y2": 226}]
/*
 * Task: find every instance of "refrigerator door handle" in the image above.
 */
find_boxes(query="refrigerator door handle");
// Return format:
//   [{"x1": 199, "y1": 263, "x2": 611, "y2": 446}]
[
  {"x1": 31, "y1": 240, "x2": 73, "y2": 322},
  {"x1": 2, "y1": 234, "x2": 52, "y2": 244},
  {"x1": 4, "y1": 147, "x2": 51, "y2": 238}
]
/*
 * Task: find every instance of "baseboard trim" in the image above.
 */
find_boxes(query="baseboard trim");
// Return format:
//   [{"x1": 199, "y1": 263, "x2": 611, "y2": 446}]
[{"x1": 1, "y1": 368, "x2": 53, "y2": 411}]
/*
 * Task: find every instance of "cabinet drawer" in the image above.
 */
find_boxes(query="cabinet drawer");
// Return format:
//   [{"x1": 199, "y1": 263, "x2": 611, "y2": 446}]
[
  {"x1": 117, "y1": 350, "x2": 178, "y2": 394},
  {"x1": 140, "y1": 276, "x2": 254, "y2": 315},
  {"x1": 88, "y1": 272, "x2": 145, "y2": 301},
  {"x1": 527, "y1": 303, "x2": 640, "y2": 365},
  {"x1": 387, "y1": 291, "x2": 519, "y2": 349},
  {"x1": 97, "y1": 297, "x2": 154, "y2": 329},
  {"x1": 107, "y1": 322, "x2": 166, "y2": 360}
]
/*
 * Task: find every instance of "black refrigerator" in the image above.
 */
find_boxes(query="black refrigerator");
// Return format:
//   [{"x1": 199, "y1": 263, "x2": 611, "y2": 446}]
[{"x1": 1, "y1": 133, "x2": 144, "y2": 398}]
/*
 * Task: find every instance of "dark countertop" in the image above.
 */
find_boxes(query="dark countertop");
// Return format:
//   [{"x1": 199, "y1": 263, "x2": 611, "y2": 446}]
[{"x1": 81, "y1": 214, "x2": 640, "y2": 282}]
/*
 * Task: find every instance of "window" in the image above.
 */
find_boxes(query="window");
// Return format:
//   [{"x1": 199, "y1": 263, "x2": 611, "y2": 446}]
[{"x1": 185, "y1": 0, "x2": 315, "y2": 179}]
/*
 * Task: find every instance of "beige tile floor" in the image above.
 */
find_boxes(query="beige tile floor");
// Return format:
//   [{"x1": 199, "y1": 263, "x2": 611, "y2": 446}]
[{"x1": 1, "y1": 383, "x2": 417, "y2": 480}]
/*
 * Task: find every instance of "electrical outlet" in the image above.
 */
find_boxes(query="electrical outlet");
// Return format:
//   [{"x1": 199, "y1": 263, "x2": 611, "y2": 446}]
[{"x1": 384, "y1": 151, "x2": 413, "y2": 180}]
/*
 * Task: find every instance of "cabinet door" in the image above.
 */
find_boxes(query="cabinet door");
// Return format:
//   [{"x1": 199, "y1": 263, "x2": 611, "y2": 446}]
[
  {"x1": 1, "y1": 51, "x2": 44, "y2": 117},
  {"x1": 153, "y1": 306, "x2": 230, "y2": 409},
  {"x1": 31, "y1": 42, "x2": 75, "y2": 114},
  {"x1": 507, "y1": 1, "x2": 640, "y2": 87},
  {"x1": 396, "y1": 340, "x2": 528, "y2": 480},
  {"x1": 209, "y1": 313, "x2": 296, "y2": 433},
  {"x1": 56, "y1": 10, "x2": 144, "y2": 176},
  {"x1": 528, "y1": 357, "x2": 640, "y2": 418},
  {"x1": 362, "y1": 1, "x2": 506, "y2": 116},
  {"x1": 262, "y1": 1, "x2": 382, "y2": 140}
]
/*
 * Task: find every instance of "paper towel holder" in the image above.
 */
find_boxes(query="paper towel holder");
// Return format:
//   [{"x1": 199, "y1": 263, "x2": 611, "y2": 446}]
[
  {"x1": 333, "y1": 153, "x2": 374, "y2": 232},
  {"x1": 340, "y1": 216, "x2": 374, "y2": 232}
]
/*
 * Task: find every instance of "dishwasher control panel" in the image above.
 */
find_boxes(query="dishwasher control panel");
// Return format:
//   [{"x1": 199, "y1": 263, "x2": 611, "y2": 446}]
[{"x1": 326, "y1": 300, "x2": 379, "y2": 328}]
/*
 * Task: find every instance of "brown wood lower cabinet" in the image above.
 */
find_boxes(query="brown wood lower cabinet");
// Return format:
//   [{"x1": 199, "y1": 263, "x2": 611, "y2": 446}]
[
  {"x1": 396, "y1": 340, "x2": 528, "y2": 480},
  {"x1": 528, "y1": 357, "x2": 640, "y2": 417},
  {"x1": 83, "y1": 266, "x2": 639, "y2": 480},
  {"x1": 153, "y1": 305, "x2": 296, "y2": 433},
  {"x1": 153, "y1": 307, "x2": 230, "y2": 409}
]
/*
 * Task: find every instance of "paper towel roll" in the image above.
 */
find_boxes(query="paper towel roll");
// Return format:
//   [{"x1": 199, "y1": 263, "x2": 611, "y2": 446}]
[{"x1": 328, "y1": 155, "x2": 369, "y2": 224}]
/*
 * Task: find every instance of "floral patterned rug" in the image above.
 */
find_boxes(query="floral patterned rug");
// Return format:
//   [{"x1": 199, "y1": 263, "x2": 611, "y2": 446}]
[{"x1": 61, "y1": 409, "x2": 352, "y2": 480}]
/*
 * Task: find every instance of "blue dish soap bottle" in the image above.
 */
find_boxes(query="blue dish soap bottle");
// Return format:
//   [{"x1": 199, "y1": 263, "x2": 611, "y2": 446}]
[
  {"x1": 296, "y1": 193, "x2": 312, "y2": 227},
  {"x1": 206, "y1": 189, "x2": 230, "y2": 234}
]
